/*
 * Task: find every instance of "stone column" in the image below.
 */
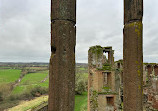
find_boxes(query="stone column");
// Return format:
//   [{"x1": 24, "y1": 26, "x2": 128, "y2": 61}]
[
  {"x1": 107, "y1": 50, "x2": 114, "y2": 66},
  {"x1": 108, "y1": 51, "x2": 112, "y2": 64},
  {"x1": 48, "y1": 0, "x2": 76, "y2": 111},
  {"x1": 154, "y1": 65, "x2": 158, "y2": 76},
  {"x1": 123, "y1": 0, "x2": 143, "y2": 111}
]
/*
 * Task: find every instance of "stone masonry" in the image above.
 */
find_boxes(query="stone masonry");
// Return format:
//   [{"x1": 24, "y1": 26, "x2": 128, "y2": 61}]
[
  {"x1": 88, "y1": 46, "x2": 118, "y2": 111},
  {"x1": 123, "y1": 0, "x2": 143, "y2": 110},
  {"x1": 143, "y1": 63, "x2": 158, "y2": 110},
  {"x1": 115, "y1": 62, "x2": 158, "y2": 111},
  {"x1": 48, "y1": 0, "x2": 76, "y2": 111}
]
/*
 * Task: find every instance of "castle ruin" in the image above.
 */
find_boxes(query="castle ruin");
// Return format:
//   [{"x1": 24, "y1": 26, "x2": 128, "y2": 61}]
[
  {"x1": 143, "y1": 64, "x2": 158, "y2": 110},
  {"x1": 88, "y1": 46, "x2": 119, "y2": 111},
  {"x1": 115, "y1": 62, "x2": 158, "y2": 111},
  {"x1": 87, "y1": 45, "x2": 158, "y2": 111},
  {"x1": 48, "y1": 0, "x2": 146, "y2": 110}
]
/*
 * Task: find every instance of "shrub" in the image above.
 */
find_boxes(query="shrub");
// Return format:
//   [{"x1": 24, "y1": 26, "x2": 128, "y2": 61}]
[
  {"x1": 9, "y1": 94, "x2": 20, "y2": 101},
  {"x1": 8, "y1": 86, "x2": 48, "y2": 101},
  {"x1": 75, "y1": 80, "x2": 86, "y2": 95},
  {"x1": 0, "y1": 83, "x2": 12, "y2": 99},
  {"x1": 0, "y1": 92, "x2": 3, "y2": 101},
  {"x1": 75, "y1": 72, "x2": 88, "y2": 95},
  {"x1": 30, "y1": 86, "x2": 48, "y2": 97},
  {"x1": 22, "y1": 91, "x2": 33, "y2": 99}
]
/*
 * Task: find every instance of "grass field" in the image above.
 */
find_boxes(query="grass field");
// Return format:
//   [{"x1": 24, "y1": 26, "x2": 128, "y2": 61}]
[
  {"x1": 20, "y1": 72, "x2": 48, "y2": 85},
  {"x1": 75, "y1": 92, "x2": 88, "y2": 111},
  {"x1": 0, "y1": 69, "x2": 21, "y2": 84},
  {"x1": 12, "y1": 71, "x2": 48, "y2": 94},
  {"x1": 8, "y1": 96, "x2": 48, "y2": 111},
  {"x1": 79, "y1": 67, "x2": 86, "y2": 70},
  {"x1": 0, "y1": 64, "x2": 88, "y2": 111},
  {"x1": 8, "y1": 92, "x2": 88, "y2": 111}
]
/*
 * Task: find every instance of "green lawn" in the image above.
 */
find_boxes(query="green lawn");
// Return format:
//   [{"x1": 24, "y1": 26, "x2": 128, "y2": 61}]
[
  {"x1": 79, "y1": 67, "x2": 86, "y2": 70},
  {"x1": 20, "y1": 72, "x2": 48, "y2": 85},
  {"x1": 12, "y1": 71, "x2": 48, "y2": 94},
  {"x1": 0, "y1": 69, "x2": 21, "y2": 84},
  {"x1": 8, "y1": 92, "x2": 88, "y2": 111},
  {"x1": 7, "y1": 92, "x2": 88, "y2": 111},
  {"x1": 39, "y1": 79, "x2": 49, "y2": 87},
  {"x1": 0, "y1": 67, "x2": 88, "y2": 110},
  {"x1": 75, "y1": 92, "x2": 88, "y2": 111}
]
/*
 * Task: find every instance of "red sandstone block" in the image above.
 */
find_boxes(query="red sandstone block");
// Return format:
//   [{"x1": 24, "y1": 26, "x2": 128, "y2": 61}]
[
  {"x1": 124, "y1": 0, "x2": 143, "y2": 24},
  {"x1": 49, "y1": 20, "x2": 76, "y2": 111},
  {"x1": 123, "y1": 21, "x2": 143, "y2": 111},
  {"x1": 152, "y1": 100, "x2": 158, "y2": 109},
  {"x1": 51, "y1": 0, "x2": 76, "y2": 22}
]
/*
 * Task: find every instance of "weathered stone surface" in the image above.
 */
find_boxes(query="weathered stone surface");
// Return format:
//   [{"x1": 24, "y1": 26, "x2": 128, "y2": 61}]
[
  {"x1": 147, "y1": 65, "x2": 152, "y2": 76},
  {"x1": 98, "y1": 95, "x2": 115, "y2": 111},
  {"x1": 123, "y1": 21, "x2": 143, "y2": 111},
  {"x1": 124, "y1": 0, "x2": 143, "y2": 24},
  {"x1": 48, "y1": 20, "x2": 76, "y2": 111},
  {"x1": 88, "y1": 46, "x2": 118, "y2": 111},
  {"x1": 154, "y1": 65, "x2": 158, "y2": 76},
  {"x1": 51, "y1": 0, "x2": 76, "y2": 22}
]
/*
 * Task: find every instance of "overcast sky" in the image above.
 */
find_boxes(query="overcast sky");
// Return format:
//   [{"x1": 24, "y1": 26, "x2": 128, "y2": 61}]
[{"x1": 0, "y1": 0, "x2": 158, "y2": 63}]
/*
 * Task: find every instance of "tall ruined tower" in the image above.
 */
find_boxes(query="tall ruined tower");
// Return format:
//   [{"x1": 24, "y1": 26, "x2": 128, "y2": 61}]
[
  {"x1": 123, "y1": 0, "x2": 143, "y2": 110},
  {"x1": 88, "y1": 46, "x2": 117, "y2": 111},
  {"x1": 48, "y1": 0, "x2": 76, "y2": 111}
]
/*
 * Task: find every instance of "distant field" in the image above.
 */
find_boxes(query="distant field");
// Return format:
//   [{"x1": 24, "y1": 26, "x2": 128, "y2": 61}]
[
  {"x1": 25, "y1": 67, "x2": 48, "y2": 70},
  {"x1": 0, "y1": 63, "x2": 88, "y2": 111},
  {"x1": 79, "y1": 67, "x2": 86, "y2": 70},
  {"x1": 12, "y1": 71, "x2": 49, "y2": 94},
  {"x1": 0, "y1": 66, "x2": 11, "y2": 69},
  {"x1": 20, "y1": 71, "x2": 48, "y2": 85},
  {"x1": 0, "y1": 69, "x2": 21, "y2": 84}
]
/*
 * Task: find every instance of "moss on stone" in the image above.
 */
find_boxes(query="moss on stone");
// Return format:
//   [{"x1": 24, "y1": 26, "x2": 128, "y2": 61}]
[
  {"x1": 98, "y1": 92, "x2": 117, "y2": 95},
  {"x1": 138, "y1": 85, "x2": 141, "y2": 90},
  {"x1": 144, "y1": 63, "x2": 157, "y2": 65},
  {"x1": 126, "y1": 21, "x2": 142, "y2": 37},
  {"x1": 102, "y1": 86, "x2": 110, "y2": 90},
  {"x1": 115, "y1": 59, "x2": 123, "y2": 64},
  {"x1": 89, "y1": 45, "x2": 103, "y2": 56},
  {"x1": 137, "y1": 70, "x2": 141, "y2": 76},
  {"x1": 97, "y1": 63, "x2": 112, "y2": 71},
  {"x1": 90, "y1": 90, "x2": 98, "y2": 110},
  {"x1": 97, "y1": 87, "x2": 118, "y2": 95},
  {"x1": 103, "y1": 46, "x2": 112, "y2": 49}
]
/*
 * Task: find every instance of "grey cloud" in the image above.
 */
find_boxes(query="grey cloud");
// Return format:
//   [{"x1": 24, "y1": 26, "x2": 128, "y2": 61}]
[
  {"x1": 0, "y1": 0, "x2": 158, "y2": 63},
  {"x1": 0, "y1": 0, "x2": 50, "y2": 62}
]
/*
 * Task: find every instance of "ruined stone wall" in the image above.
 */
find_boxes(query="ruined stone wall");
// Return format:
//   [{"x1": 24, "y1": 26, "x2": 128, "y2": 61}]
[
  {"x1": 111, "y1": 71, "x2": 115, "y2": 92},
  {"x1": 115, "y1": 60, "x2": 123, "y2": 110},
  {"x1": 88, "y1": 46, "x2": 118, "y2": 111},
  {"x1": 115, "y1": 63, "x2": 158, "y2": 110},
  {"x1": 98, "y1": 95, "x2": 108, "y2": 111},
  {"x1": 114, "y1": 61, "x2": 158, "y2": 110},
  {"x1": 92, "y1": 70, "x2": 99, "y2": 91},
  {"x1": 143, "y1": 64, "x2": 158, "y2": 110},
  {"x1": 147, "y1": 65, "x2": 153, "y2": 76},
  {"x1": 154, "y1": 65, "x2": 158, "y2": 76},
  {"x1": 143, "y1": 77, "x2": 158, "y2": 110},
  {"x1": 88, "y1": 46, "x2": 104, "y2": 69},
  {"x1": 97, "y1": 71, "x2": 104, "y2": 92}
]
